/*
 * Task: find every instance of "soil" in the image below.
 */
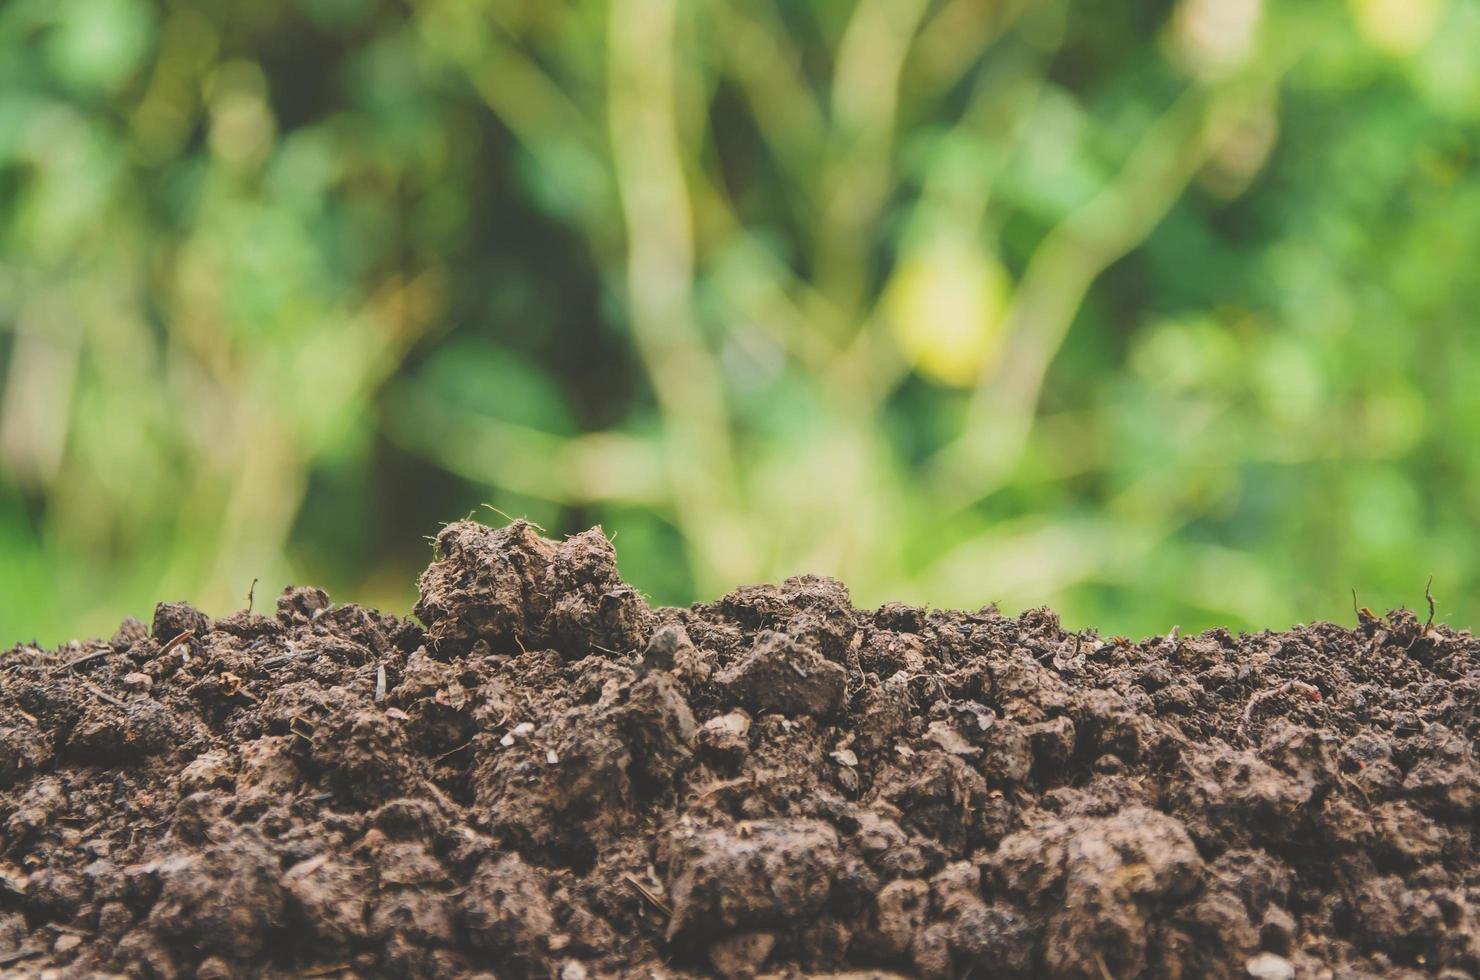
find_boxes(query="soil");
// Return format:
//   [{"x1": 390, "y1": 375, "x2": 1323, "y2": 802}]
[{"x1": 2, "y1": 520, "x2": 1480, "y2": 979}]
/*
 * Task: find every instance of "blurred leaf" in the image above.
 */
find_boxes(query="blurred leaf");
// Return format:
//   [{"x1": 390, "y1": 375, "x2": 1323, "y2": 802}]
[{"x1": 43, "y1": 0, "x2": 155, "y2": 95}]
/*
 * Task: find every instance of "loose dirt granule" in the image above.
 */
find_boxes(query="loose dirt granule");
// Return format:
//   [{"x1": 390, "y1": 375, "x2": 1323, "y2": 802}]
[{"x1": 3, "y1": 520, "x2": 1480, "y2": 978}]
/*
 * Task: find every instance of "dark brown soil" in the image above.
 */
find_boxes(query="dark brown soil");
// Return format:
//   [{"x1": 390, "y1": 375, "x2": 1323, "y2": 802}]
[{"x1": 3, "y1": 521, "x2": 1480, "y2": 979}]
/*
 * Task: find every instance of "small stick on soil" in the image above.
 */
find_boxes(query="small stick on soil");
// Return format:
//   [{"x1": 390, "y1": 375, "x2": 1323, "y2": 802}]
[
  {"x1": 247, "y1": 577, "x2": 258, "y2": 614},
  {"x1": 1408, "y1": 576, "x2": 1440, "y2": 651},
  {"x1": 374, "y1": 665, "x2": 387, "y2": 703},
  {"x1": 52, "y1": 648, "x2": 113, "y2": 674},
  {"x1": 1338, "y1": 770, "x2": 1371, "y2": 805},
  {"x1": 82, "y1": 681, "x2": 126, "y2": 708},
  {"x1": 0, "y1": 948, "x2": 43, "y2": 968},
  {"x1": 623, "y1": 874, "x2": 672, "y2": 917},
  {"x1": 49, "y1": 923, "x2": 93, "y2": 937},
  {"x1": 300, "y1": 963, "x2": 352, "y2": 977},
  {"x1": 159, "y1": 629, "x2": 196, "y2": 661},
  {"x1": 1238, "y1": 680, "x2": 1322, "y2": 740},
  {"x1": 694, "y1": 776, "x2": 752, "y2": 799},
  {"x1": 435, "y1": 740, "x2": 475, "y2": 762}
]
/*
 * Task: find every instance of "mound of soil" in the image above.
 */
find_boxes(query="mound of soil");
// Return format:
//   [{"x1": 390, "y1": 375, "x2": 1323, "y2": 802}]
[{"x1": 3, "y1": 521, "x2": 1480, "y2": 979}]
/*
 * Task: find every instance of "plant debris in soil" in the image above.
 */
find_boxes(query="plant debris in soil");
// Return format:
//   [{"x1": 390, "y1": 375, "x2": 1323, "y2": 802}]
[{"x1": 3, "y1": 519, "x2": 1480, "y2": 979}]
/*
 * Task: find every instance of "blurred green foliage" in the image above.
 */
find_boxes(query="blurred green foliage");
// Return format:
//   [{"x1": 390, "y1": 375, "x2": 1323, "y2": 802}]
[{"x1": 4, "y1": 0, "x2": 1480, "y2": 645}]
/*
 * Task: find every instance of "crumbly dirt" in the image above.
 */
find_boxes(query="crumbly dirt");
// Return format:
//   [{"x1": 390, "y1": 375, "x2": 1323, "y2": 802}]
[{"x1": 2, "y1": 521, "x2": 1479, "y2": 979}]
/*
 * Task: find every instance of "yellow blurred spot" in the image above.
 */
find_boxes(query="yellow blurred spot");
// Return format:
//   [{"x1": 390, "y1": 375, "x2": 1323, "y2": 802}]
[
  {"x1": 210, "y1": 93, "x2": 275, "y2": 170},
  {"x1": 884, "y1": 233, "x2": 1011, "y2": 388},
  {"x1": 207, "y1": 61, "x2": 276, "y2": 171},
  {"x1": 1349, "y1": 0, "x2": 1446, "y2": 57}
]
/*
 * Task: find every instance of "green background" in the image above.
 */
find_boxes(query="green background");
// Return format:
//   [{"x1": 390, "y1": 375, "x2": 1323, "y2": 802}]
[{"x1": 3, "y1": 0, "x2": 1477, "y2": 645}]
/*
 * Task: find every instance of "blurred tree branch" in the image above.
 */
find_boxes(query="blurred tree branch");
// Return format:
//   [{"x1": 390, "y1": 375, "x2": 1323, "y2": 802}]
[
  {"x1": 925, "y1": 68, "x2": 1289, "y2": 511},
  {"x1": 608, "y1": 0, "x2": 755, "y2": 589}
]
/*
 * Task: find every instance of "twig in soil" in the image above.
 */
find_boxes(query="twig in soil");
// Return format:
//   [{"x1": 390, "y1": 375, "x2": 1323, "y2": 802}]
[
  {"x1": 623, "y1": 874, "x2": 672, "y2": 917},
  {"x1": 694, "y1": 776, "x2": 753, "y2": 799},
  {"x1": 247, "y1": 577, "x2": 258, "y2": 613},
  {"x1": 49, "y1": 923, "x2": 93, "y2": 937},
  {"x1": 1338, "y1": 770, "x2": 1371, "y2": 805},
  {"x1": 1408, "y1": 576, "x2": 1441, "y2": 652},
  {"x1": 374, "y1": 665, "x2": 387, "y2": 703},
  {"x1": 1093, "y1": 952, "x2": 1117, "y2": 980},
  {"x1": 82, "y1": 681, "x2": 126, "y2": 708},
  {"x1": 0, "y1": 947, "x2": 43, "y2": 967},
  {"x1": 435, "y1": 740, "x2": 475, "y2": 763},
  {"x1": 159, "y1": 629, "x2": 196, "y2": 662},
  {"x1": 291, "y1": 717, "x2": 316, "y2": 746},
  {"x1": 300, "y1": 963, "x2": 352, "y2": 977},
  {"x1": 52, "y1": 648, "x2": 113, "y2": 674},
  {"x1": 1238, "y1": 680, "x2": 1322, "y2": 739}
]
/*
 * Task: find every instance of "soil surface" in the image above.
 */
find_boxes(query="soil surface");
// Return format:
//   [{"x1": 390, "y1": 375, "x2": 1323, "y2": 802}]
[{"x1": 3, "y1": 521, "x2": 1480, "y2": 979}]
